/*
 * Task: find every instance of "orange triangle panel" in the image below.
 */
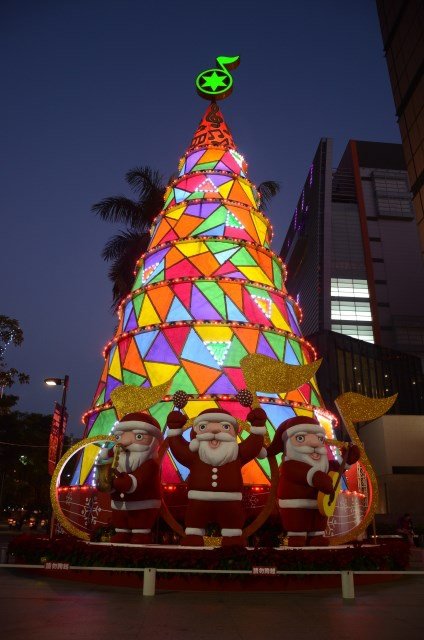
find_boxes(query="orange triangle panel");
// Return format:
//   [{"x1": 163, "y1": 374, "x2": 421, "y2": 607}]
[
  {"x1": 181, "y1": 359, "x2": 221, "y2": 393},
  {"x1": 123, "y1": 339, "x2": 147, "y2": 376},
  {"x1": 233, "y1": 327, "x2": 259, "y2": 353},
  {"x1": 147, "y1": 287, "x2": 174, "y2": 322}
]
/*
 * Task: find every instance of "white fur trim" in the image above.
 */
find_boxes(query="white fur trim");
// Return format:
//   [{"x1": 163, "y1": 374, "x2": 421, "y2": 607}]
[
  {"x1": 167, "y1": 428, "x2": 183, "y2": 437},
  {"x1": 132, "y1": 529, "x2": 151, "y2": 534},
  {"x1": 188, "y1": 490, "x2": 242, "y2": 501},
  {"x1": 115, "y1": 528, "x2": 131, "y2": 532},
  {"x1": 287, "y1": 531, "x2": 307, "y2": 536},
  {"x1": 285, "y1": 424, "x2": 325, "y2": 438},
  {"x1": 307, "y1": 531, "x2": 325, "y2": 536},
  {"x1": 117, "y1": 420, "x2": 161, "y2": 438},
  {"x1": 257, "y1": 447, "x2": 267, "y2": 459},
  {"x1": 193, "y1": 412, "x2": 237, "y2": 426},
  {"x1": 306, "y1": 466, "x2": 318, "y2": 487},
  {"x1": 221, "y1": 528, "x2": 242, "y2": 537},
  {"x1": 127, "y1": 474, "x2": 137, "y2": 494},
  {"x1": 189, "y1": 439, "x2": 199, "y2": 452},
  {"x1": 250, "y1": 426, "x2": 266, "y2": 435},
  {"x1": 279, "y1": 498, "x2": 318, "y2": 509},
  {"x1": 185, "y1": 527, "x2": 205, "y2": 536},
  {"x1": 111, "y1": 499, "x2": 161, "y2": 511}
]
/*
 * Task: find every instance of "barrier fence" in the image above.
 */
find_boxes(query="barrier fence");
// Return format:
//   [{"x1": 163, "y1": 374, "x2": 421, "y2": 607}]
[{"x1": 1, "y1": 560, "x2": 423, "y2": 600}]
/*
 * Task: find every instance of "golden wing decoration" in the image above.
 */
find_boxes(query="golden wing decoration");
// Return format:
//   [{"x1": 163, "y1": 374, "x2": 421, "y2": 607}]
[
  {"x1": 328, "y1": 391, "x2": 397, "y2": 545},
  {"x1": 240, "y1": 354, "x2": 322, "y2": 402},
  {"x1": 110, "y1": 379, "x2": 174, "y2": 419}
]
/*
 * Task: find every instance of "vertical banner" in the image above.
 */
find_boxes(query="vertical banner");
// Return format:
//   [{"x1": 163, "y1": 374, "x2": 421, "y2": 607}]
[{"x1": 48, "y1": 402, "x2": 68, "y2": 475}]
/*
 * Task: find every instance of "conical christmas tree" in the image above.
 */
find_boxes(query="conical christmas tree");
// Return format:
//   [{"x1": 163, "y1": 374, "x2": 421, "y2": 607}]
[{"x1": 76, "y1": 100, "x2": 336, "y2": 487}]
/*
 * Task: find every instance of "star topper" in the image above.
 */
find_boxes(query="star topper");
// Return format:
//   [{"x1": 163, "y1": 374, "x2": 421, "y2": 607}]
[{"x1": 195, "y1": 55, "x2": 240, "y2": 101}]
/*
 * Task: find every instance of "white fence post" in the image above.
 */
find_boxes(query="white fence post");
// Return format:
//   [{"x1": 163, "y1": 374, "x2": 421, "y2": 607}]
[
  {"x1": 341, "y1": 571, "x2": 355, "y2": 601},
  {"x1": 143, "y1": 568, "x2": 156, "y2": 596}
]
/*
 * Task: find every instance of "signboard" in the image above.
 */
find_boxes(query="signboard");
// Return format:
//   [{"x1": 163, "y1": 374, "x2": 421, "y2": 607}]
[{"x1": 48, "y1": 402, "x2": 67, "y2": 475}]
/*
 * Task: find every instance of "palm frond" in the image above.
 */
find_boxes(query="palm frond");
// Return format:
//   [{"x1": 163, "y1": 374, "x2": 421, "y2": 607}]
[
  {"x1": 126, "y1": 166, "x2": 164, "y2": 198},
  {"x1": 257, "y1": 180, "x2": 281, "y2": 209},
  {"x1": 91, "y1": 196, "x2": 147, "y2": 227},
  {"x1": 104, "y1": 231, "x2": 151, "y2": 309}
]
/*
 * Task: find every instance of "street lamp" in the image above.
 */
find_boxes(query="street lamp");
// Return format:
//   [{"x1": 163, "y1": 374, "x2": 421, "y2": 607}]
[{"x1": 44, "y1": 374, "x2": 69, "y2": 538}]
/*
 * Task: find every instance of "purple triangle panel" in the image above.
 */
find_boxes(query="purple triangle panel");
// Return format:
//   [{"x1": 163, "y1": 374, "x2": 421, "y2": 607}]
[
  {"x1": 191, "y1": 286, "x2": 222, "y2": 320},
  {"x1": 186, "y1": 202, "x2": 220, "y2": 219},
  {"x1": 207, "y1": 375, "x2": 237, "y2": 394},
  {"x1": 144, "y1": 247, "x2": 168, "y2": 269},
  {"x1": 257, "y1": 335, "x2": 277, "y2": 359},
  {"x1": 124, "y1": 309, "x2": 138, "y2": 332},
  {"x1": 105, "y1": 376, "x2": 122, "y2": 401},
  {"x1": 145, "y1": 332, "x2": 180, "y2": 363},
  {"x1": 185, "y1": 149, "x2": 204, "y2": 172}
]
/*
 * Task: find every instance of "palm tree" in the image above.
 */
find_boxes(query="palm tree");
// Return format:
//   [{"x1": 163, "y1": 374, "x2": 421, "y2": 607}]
[{"x1": 93, "y1": 167, "x2": 280, "y2": 310}]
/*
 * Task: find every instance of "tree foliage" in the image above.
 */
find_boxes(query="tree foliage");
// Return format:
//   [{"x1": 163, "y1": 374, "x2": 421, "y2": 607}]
[{"x1": 0, "y1": 316, "x2": 29, "y2": 401}]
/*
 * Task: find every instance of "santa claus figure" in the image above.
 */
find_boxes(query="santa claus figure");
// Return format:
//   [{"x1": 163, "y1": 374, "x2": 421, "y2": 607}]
[
  {"x1": 100, "y1": 412, "x2": 162, "y2": 544},
  {"x1": 166, "y1": 405, "x2": 266, "y2": 546},
  {"x1": 267, "y1": 416, "x2": 360, "y2": 547}
]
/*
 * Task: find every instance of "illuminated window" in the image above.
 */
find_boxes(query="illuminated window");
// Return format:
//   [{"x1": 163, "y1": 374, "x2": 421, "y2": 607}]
[
  {"x1": 331, "y1": 324, "x2": 374, "y2": 343},
  {"x1": 331, "y1": 300, "x2": 372, "y2": 321},
  {"x1": 331, "y1": 278, "x2": 370, "y2": 299}
]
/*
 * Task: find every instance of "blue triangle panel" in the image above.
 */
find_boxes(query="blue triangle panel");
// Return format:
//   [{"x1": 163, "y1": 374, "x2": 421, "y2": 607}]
[
  {"x1": 134, "y1": 330, "x2": 159, "y2": 357},
  {"x1": 181, "y1": 330, "x2": 221, "y2": 369},
  {"x1": 226, "y1": 297, "x2": 247, "y2": 322},
  {"x1": 166, "y1": 297, "x2": 193, "y2": 322}
]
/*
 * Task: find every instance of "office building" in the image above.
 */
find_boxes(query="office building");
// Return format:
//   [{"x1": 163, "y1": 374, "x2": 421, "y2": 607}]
[
  {"x1": 376, "y1": 0, "x2": 424, "y2": 257},
  {"x1": 280, "y1": 138, "x2": 424, "y2": 359}
]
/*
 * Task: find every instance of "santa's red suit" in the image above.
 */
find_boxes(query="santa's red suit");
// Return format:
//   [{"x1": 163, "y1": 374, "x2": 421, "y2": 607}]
[
  {"x1": 267, "y1": 416, "x2": 360, "y2": 546},
  {"x1": 167, "y1": 407, "x2": 266, "y2": 545},
  {"x1": 99, "y1": 412, "x2": 162, "y2": 544}
]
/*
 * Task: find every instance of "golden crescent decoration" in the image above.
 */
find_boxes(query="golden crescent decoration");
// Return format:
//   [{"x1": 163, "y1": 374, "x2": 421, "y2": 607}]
[
  {"x1": 50, "y1": 436, "x2": 116, "y2": 540},
  {"x1": 110, "y1": 378, "x2": 174, "y2": 419},
  {"x1": 328, "y1": 392, "x2": 397, "y2": 545}
]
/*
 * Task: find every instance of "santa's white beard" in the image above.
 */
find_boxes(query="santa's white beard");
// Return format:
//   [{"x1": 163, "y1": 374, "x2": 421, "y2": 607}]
[
  {"x1": 191, "y1": 433, "x2": 239, "y2": 466},
  {"x1": 285, "y1": 440, "x2": 329, "y2": 474},
  {"x1": 117, "y1": 444, "x2": 151, "y2": 472}
]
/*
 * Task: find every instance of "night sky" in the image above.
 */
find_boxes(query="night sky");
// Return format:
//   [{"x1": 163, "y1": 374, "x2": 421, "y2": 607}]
[{"x1": 1, "y1": 0, "x2": 400, "y2": 437}]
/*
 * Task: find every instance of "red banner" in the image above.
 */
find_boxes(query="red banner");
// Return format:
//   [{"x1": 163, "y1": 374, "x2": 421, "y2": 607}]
[{"x1": 48, "y1": 402, "x2": 68, "y2": 475}]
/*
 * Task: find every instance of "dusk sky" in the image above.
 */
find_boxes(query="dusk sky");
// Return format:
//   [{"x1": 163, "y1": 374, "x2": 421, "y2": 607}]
[{"x1": 1, "y1": 0, "x2": 400, "y2": 437}]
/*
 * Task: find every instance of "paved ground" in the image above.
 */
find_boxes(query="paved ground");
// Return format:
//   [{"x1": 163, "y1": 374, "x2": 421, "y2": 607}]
[{"x1": 1, "y1": 569, "x2": 423, "y2": 640}]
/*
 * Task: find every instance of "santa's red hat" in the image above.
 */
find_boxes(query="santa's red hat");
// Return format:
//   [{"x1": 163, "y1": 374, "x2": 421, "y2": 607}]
[
  {"x1": 267, "y1": 416, "x2": 324, "y2": 457},
  {"x1": 114, "y1": 412, "x2": 162, "y2": 439}
]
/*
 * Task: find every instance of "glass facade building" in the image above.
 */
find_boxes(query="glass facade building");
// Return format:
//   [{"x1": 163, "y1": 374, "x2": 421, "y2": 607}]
[
  {"x1": 376, "y1": 0, "x2": 424, "y2": 258},
  {"x1": 280, "y1": 139, "x2": 424, "y2": 361}
]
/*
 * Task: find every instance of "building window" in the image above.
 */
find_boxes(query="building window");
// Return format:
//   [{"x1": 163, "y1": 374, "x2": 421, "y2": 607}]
[
  {"x1": 376, "y1": 196, "x2": 413, "y2": 218},
  {"x1": 331, "y1": 323, "x2": 374, "y2": 343},
  {"x1": 331, "y1": 300, "x2": 372, "y2": 322},
  {"x1": 330, "y1": 278, "x2": 370, "y2": 299}
]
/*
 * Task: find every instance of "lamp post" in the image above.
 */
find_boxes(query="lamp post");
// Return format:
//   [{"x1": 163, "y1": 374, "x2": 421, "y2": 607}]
[{"x1": 44, "y1": 375, "x2": 69, "y2": 538}]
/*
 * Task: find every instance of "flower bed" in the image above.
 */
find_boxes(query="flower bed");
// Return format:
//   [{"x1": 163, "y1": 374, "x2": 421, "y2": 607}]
[{"x1": 8, "y1": 534, "x2": 409, "y2": 573}]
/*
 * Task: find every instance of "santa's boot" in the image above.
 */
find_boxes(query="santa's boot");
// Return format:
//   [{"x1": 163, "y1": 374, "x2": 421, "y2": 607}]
[
  {"x1": 307, "y1": 534, "x2": 329, "y2": 547},
  {"x1": 286, "y1": 534, "x2": 307, "y2": 547},
  {"x1": 111, "y1": 531, "x2": 131, "y2": 544},
  {"x1": 130, "y1": 532, "x2": 153, "y2": 545}
]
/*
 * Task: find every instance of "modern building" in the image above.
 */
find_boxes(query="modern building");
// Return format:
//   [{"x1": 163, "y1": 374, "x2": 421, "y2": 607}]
[
  {"x1": 280, "y1": 138, "x2": 424, "y2": 360},
  {"x1": 376, "y1": 0, "x2": 424, "y2": 258},
  {"x1": 308, "y1": 329, "x2": 424, "y2": 420},
  {"x1": 360, "y1": 414, "x2": 424, "y2": 526}
]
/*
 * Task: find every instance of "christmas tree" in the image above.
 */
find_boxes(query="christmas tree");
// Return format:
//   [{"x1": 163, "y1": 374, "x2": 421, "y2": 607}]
[{"x1": 74, "y1": 65, "x2": 336, "y2": 488}]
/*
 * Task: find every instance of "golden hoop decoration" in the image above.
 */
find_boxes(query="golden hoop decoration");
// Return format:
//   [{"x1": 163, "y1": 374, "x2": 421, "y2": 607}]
[
  {"x1": 50, "y1": 436, "x2": 116, "y2": 540},
  {"x1": 327, "y1": 392, "x2": 397, "y2": 545}
]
